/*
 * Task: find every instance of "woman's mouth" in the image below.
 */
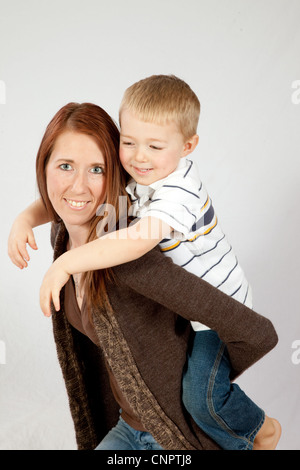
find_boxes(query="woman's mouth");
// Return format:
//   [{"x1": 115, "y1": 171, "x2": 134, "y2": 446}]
[{"x1": 64, "y1": 198, "x2": 89, "y2": 209}]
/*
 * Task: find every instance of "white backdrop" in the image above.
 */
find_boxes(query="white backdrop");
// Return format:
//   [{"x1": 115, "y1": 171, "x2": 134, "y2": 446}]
[{"x1": 0, "y1": 0, "x2": 299, "y2": 450}]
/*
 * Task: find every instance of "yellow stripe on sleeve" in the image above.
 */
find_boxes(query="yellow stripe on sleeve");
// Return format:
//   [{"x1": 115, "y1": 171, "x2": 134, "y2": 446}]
[
  {"x1": 160, "y1": 240, "x2": 181, "y2": 252},
  {"x1": 160, "y1": 217, "x2": 218, "y2": 252}
]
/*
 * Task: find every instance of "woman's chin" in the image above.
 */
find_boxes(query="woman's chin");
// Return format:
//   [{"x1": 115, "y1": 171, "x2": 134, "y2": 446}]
[{"x1": 57, "y1": 210, "x2": 94, "y2": 230}]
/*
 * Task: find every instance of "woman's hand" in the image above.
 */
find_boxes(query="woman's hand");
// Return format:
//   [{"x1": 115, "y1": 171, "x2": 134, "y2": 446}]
[
  {"x1": 40, "y1": 256, "x2": 71, "y2": 317},
  {"x1": 8, "y1": 216, "x2": 38, "y2": 269}
]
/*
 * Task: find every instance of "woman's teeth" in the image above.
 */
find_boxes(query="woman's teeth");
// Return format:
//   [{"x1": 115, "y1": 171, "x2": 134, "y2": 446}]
[{"x1": 66, "y1": 199, "x2": 87, "y2": 207}]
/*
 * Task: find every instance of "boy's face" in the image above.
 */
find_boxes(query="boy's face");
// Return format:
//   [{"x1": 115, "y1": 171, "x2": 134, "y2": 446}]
[{"x1": 119, "y1": 109, "x2": 195, "y2": 186}]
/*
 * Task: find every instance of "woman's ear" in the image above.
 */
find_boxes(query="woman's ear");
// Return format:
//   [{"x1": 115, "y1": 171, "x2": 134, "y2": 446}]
[{"x1": 182, "y1": 134, "x2": 199, "y2": 157}]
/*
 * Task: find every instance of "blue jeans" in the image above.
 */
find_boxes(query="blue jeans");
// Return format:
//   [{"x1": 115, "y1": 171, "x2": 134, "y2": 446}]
[
  {"x1": 95, "y1": 416, "x2": 164, "y2": 450},
  {"x1": 182, "y1": 330, "x2": 265, "y2": 450}
]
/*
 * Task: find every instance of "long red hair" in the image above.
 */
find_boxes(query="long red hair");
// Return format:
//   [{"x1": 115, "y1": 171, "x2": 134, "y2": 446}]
[{"x1": 36, "y1": 102, "x2": 130, "y2": 311}]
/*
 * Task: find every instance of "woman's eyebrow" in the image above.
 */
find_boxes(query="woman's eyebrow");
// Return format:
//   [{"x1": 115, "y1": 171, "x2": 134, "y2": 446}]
[
  {"x1": 54, "y1": 157, "x2": 104, "y2": 166},
  {"x1": 54, "y1": 157, "x2": 74, "y2": 163}
]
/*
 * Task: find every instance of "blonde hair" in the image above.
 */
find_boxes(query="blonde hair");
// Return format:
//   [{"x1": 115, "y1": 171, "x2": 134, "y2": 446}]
[{"x1": 119, "y1": 75, "x2": 200, "y2": 140}]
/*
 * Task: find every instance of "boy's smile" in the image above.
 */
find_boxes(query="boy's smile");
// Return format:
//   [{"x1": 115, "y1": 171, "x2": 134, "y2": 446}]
[{"x1": 119, "y1": 109, "x2": 198, "y2": 186}]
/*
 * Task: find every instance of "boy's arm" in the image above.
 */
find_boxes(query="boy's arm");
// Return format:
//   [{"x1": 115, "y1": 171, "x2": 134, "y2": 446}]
[
  {"x1": 66, "y1": 216, "x2": 172, "y2": 270},
  {"x1": 40, "y1": 217, "x2": 172, "y2": 316},
  {"x1": 8, "y1": 198, "x2": 51, "y2": 268}
]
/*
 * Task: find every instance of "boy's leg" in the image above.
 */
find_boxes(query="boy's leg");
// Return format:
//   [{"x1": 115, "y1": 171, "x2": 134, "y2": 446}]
[{"x1": 182, "y1": 330, "x2": 265, "y2": 450}]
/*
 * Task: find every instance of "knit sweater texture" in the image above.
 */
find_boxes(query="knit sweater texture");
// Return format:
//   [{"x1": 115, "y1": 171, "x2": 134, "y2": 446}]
[{"x1": 50, "y1": 222, "x2": 278, "y2": 450}]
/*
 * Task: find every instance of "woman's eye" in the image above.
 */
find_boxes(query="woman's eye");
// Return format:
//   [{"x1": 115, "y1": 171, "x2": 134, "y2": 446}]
[
  {"x1": 59, "y1": 163, "x2": 72, "y2": 171},
  {"x1": 90, "y1": 166, "x2": 104, "y2": 174}
]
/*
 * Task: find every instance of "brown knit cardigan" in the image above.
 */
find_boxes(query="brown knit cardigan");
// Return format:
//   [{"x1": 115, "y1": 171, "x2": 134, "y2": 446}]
[{"x1": 50, "y1": 222, "x2": 278, "y2": 450}]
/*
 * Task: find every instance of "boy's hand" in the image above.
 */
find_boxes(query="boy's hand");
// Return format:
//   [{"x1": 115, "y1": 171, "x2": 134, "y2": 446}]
[
  {"x1": 8, "y1": 217, "x2": 38, "y2": 269},
  {"x1": 40, "y1": 257, "x2": 71, "y2": 317}
]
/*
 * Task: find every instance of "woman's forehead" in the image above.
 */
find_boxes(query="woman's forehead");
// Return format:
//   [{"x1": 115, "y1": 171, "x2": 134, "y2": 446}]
[{"x1": 50, "y1": 131, "x2": 105, "y2": 164}]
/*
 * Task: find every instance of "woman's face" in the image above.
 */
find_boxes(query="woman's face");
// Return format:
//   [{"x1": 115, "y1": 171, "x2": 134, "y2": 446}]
[{"x1": 46, "y1": 131, "x2": 106, "y2": 232}]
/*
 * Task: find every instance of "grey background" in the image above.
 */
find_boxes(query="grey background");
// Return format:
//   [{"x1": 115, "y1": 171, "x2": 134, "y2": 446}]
[{"x1": 0, "y1": 0, "x2": 299, "y2": 450}]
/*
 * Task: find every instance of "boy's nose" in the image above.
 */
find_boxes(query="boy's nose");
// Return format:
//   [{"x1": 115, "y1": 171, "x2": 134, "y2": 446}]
[{"x1": 135, "y1": 149, "x2": 148, "y2": 162}]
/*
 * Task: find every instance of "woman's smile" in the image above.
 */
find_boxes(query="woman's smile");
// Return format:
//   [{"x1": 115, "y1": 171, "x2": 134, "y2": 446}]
[{"x1": 64, "y1": 198, "x2": 91, "y2": 209}]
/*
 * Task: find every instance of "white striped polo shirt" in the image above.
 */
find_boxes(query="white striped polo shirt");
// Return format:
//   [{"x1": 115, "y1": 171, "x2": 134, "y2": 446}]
[{"x1": 126, "y1": 158, "x2": 252, "y2": 331}]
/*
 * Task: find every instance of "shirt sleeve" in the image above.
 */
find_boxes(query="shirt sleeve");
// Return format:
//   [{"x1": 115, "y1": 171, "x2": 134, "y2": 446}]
[
  {"x1": 142, "y1": 175, "x2": 208, "y2": 239},
  {"x1": 113, "y1": 247, "x2": 278, "y2": 379}
]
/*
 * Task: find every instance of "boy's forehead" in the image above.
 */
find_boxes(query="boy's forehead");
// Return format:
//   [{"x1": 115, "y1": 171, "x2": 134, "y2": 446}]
[{"x1": 120, "y1": 109, "x2": 181, "y2": 135}]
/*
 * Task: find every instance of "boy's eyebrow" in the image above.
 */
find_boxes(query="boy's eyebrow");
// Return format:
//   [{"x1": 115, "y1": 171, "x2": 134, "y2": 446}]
[
  {"x1": 120, "y1": 133, "x2": 168, "y2": 143},
  {"x1": 120, "y1": 133, "x2": 135, "y2": 139}
]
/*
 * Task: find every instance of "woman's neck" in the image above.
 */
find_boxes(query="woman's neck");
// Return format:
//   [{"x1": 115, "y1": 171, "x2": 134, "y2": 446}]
[{"x1": 65, "y1": 223, "x2": 90, "y2": 250}]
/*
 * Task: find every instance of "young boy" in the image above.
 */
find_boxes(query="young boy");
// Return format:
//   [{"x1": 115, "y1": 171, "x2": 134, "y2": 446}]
[{"x1": 8, "y1": 75, "x2": 281, "y2": 450}]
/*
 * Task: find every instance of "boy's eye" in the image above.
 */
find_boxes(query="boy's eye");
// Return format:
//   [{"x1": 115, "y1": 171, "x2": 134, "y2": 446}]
[
  {"x1": 122, "y1": 141, "x2": 134, "y2": 146},
  {"x1": 59, "y1": 163, "x2": 72, "y2": 171},
  {"x1": 90, "y1": 166, "x2": 104, "y2": 174},
  {"x1": 150, "y1": 145, "x2": 162, "y2": 150}
]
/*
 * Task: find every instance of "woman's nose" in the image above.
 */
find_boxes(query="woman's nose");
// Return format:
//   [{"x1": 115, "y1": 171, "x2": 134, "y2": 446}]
[{"x1": 71, "y1": 171, "x2": 87, "y2": 193}]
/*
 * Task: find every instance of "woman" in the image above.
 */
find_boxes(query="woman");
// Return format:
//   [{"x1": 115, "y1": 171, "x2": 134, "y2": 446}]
[{"x1": 9, "y1": 102, "x2": 278, "y2": 450}]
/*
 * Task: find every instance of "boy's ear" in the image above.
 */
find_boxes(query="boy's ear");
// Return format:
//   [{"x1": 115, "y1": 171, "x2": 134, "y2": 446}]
[{"x1": 182, "y1": 134, "x2": 199, "y2": 157}]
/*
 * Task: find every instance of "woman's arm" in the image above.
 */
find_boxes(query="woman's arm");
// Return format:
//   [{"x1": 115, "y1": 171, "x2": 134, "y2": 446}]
[
  {"x1": 113, "y1": 247, "x2": 278, "y2": 379},
  {"x1": 8, "y1": 198, "x2": 51, "y2": 268}
]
